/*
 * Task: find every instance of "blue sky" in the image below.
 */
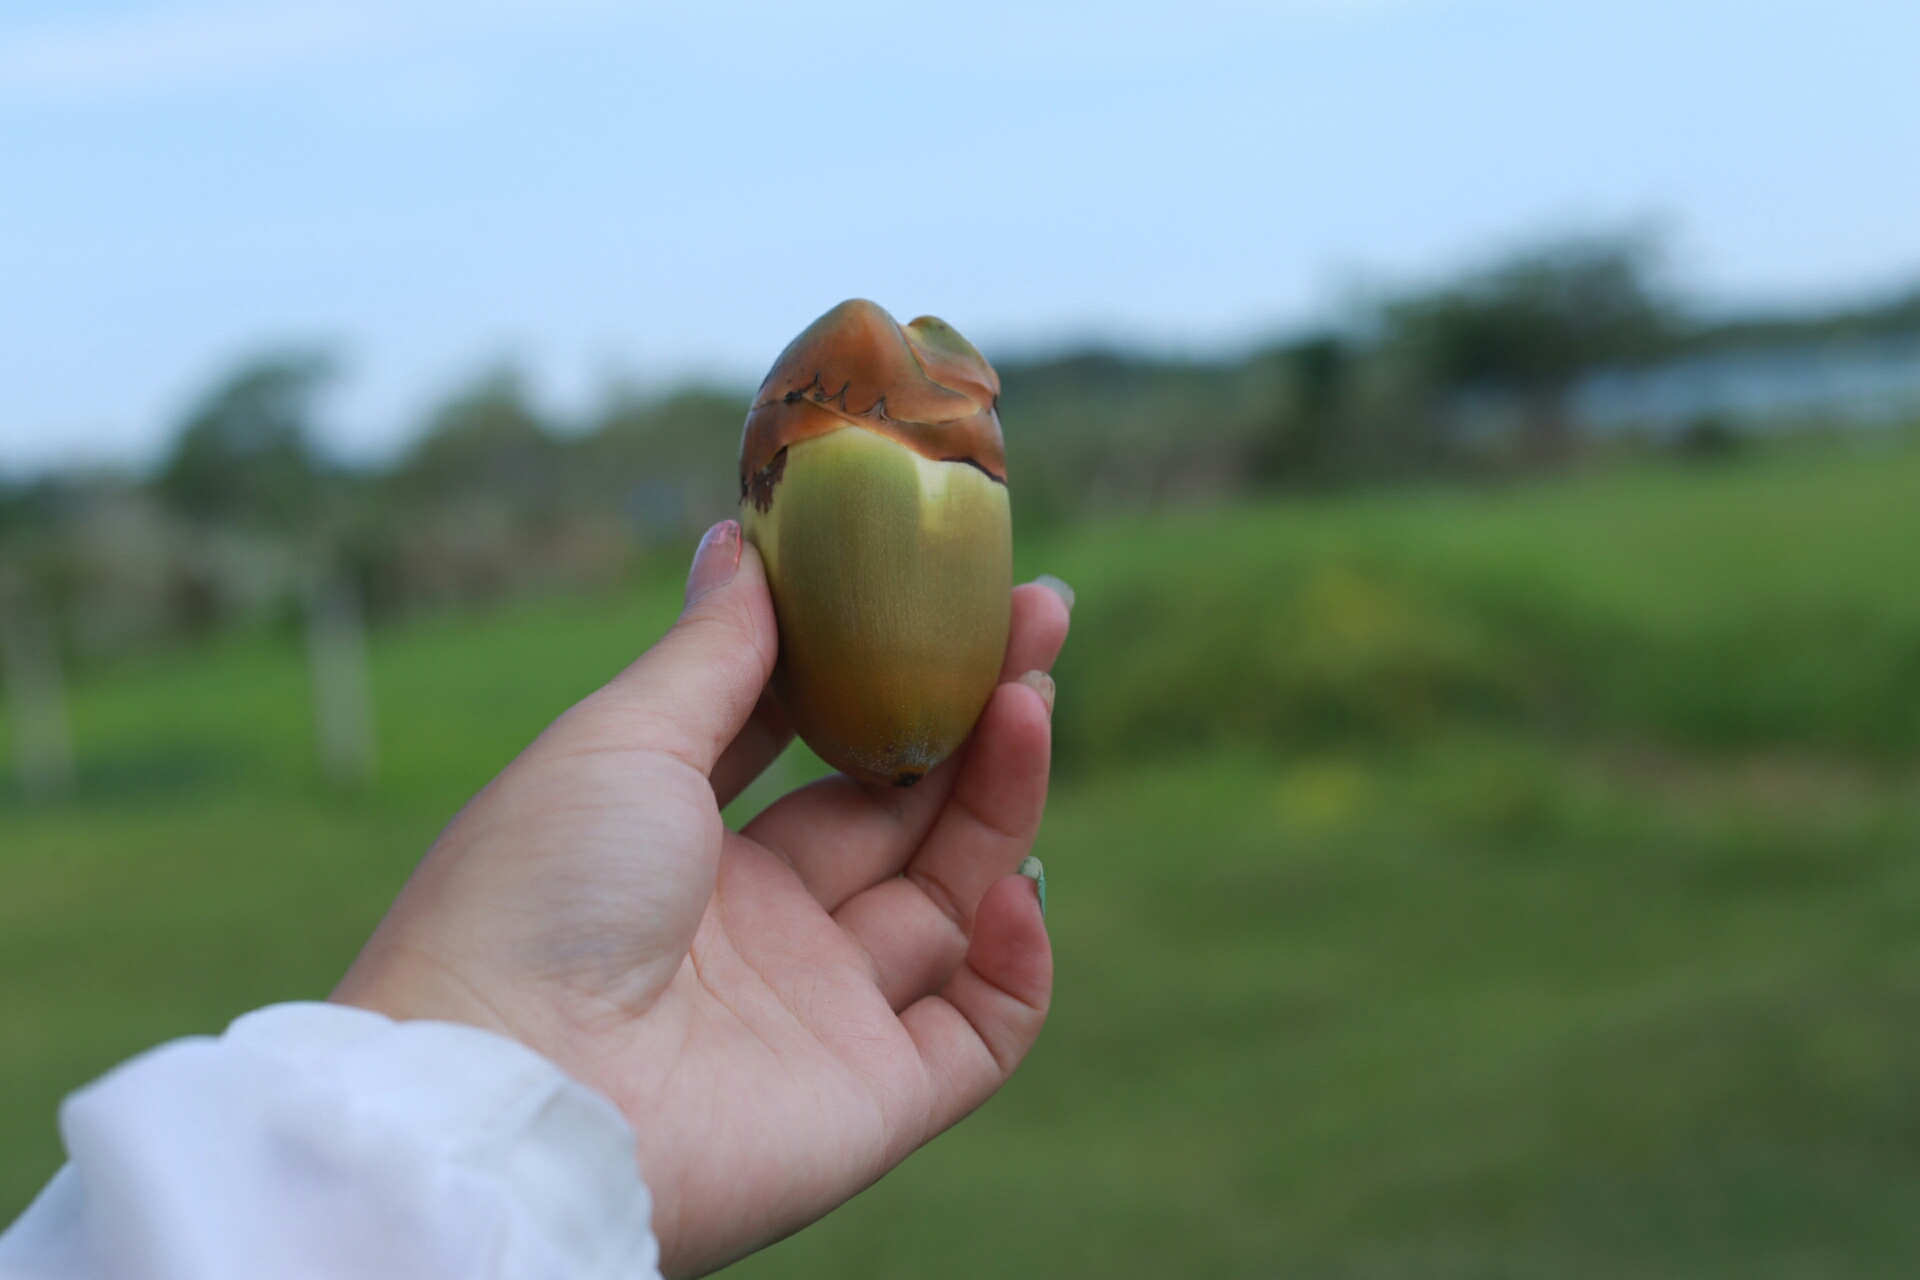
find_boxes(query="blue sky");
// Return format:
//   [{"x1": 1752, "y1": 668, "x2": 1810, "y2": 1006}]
[{"x1": 2, "y1": 0, "x2": 1916, "y2": 471}]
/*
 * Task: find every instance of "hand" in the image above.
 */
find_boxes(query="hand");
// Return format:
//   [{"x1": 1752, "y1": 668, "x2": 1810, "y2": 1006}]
[{"x1": 332, "y1": 519, "x2": 1070, "y2": 1277}]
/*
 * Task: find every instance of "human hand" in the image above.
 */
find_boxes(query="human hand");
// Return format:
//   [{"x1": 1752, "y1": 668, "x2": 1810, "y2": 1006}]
[{"x1": 332, "y1": 519, "x2": 1070, "y2": 1277}]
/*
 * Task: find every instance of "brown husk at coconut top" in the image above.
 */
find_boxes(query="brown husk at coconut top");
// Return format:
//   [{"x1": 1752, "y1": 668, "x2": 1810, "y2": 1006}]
[{"x1": 740, "y1": 299, "x2": 1006, "y2": 511}]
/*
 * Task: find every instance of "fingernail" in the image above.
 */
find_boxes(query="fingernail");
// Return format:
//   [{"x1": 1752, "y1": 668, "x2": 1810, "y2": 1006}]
[
  {"x1": 1018, "y1": 855, "x2": 1047, "y2": 918},
  {"x1": 1017, "y1": 670, "x2": 1056, "y2": 718},
  {"x1": 686, "y1": 520, "x2": 742, "y2": 604},
  {"x1": 1032, "y1": 575, "x2": 1075, "y2": 611}
]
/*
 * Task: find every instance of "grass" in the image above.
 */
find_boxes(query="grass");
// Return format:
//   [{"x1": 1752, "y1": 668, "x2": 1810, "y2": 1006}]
[
  {"x1": 5, "y1": 437, "x2": 1920, "y2": 1274},
  {"x1": 731, "y1": 745, "x2": 1920, "y2": 1278},
  {"x1": 1046, "y1": 439, "x2": 1920, "y2": 761}
]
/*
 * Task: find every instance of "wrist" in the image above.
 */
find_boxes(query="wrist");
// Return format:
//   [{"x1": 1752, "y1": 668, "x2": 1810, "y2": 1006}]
[{"x1": 331, "y1": 939, "x2": 525, "y2": 1046}]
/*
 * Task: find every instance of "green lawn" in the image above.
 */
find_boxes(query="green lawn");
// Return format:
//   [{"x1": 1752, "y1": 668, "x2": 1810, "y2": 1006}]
[{"x1": 6, "y1": 439, "x2": 1920, "y2": 1276}]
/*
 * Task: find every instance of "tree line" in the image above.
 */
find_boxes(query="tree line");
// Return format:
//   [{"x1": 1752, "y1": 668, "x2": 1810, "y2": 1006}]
[{"x1": 3, "y1": 231, "x2": 1916, "y2": 665}]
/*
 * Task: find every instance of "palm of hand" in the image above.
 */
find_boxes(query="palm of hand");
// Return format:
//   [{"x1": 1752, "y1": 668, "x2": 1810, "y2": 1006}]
[{"x1": 338, "y1": 553, "x2": 1065, "y2": 1278}]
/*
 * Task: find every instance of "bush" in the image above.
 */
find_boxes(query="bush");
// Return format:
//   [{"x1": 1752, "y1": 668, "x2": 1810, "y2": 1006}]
[{"x1": 1046, "y1": 456, "x2": 1920, "y2": 767}]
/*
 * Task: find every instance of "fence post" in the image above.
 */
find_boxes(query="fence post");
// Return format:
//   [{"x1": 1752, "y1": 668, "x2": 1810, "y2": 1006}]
[
  {"x1": 305, "y1": 572, "x2": 377, "y2": 789},
  {"x1": 0, "y1": 598, "x2": 76, "y2": 801}
]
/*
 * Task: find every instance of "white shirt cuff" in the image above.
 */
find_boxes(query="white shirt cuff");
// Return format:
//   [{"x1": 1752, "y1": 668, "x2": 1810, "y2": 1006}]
[{"x1": 0, "y1": 1002, "x2": 660, "y2": 1280}]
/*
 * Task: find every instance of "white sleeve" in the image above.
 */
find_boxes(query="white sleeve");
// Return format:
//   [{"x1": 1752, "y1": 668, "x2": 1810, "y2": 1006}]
[{"x1": 0, "y1": 1003, "x2": 660, "y2": 1280}]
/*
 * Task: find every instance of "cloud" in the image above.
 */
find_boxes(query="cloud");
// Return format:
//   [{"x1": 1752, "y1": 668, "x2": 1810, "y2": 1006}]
[
  {"x1": 0, "y1": 0, "x2": 1452, "y2": 102},
  {"x1": 0, "y1": 2, "x2": 392, "y2": 97},
  {"x1": 0, "y1": 0, "x2": 620, "y2": 100}
]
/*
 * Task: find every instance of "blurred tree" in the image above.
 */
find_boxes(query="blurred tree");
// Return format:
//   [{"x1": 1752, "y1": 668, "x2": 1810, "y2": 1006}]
[
  {"x1": 154, "y1": 350, "x2": 380, "y2": 787},
  {"x1": 384, "y1": 368, "x2": 603, "y2": 609},
  {"x1": 1251, "y1": 333, "x2": 1353, "y2": 483},
  {"x1": 1678, "y1": 282, "x2": 1920, "y2": 354},
  {"x1": 1675, "y1": 413, "x2": 1746, "y2": 461},
  {"x1": 0, "y1": 477, "x2": 57, "y2": 542},
  {"x1": 157, "y1": 351, "x2": 334, "y2": 531},
  {"x1": 997, "y1": 351, "x2": 1275, "y2": 513},
  {"x1": 590, "y1": 387, "x2": 743, "y2": 468},
  {"x1": 397, "y1": 368, "x2": 562, "y2": 518},
  {"x1": 1385, "y1": 235, "x2": 1675, "y2": 460},
  {"x1": 584, "y1": 386, "x2": 748, "y2": 544}
]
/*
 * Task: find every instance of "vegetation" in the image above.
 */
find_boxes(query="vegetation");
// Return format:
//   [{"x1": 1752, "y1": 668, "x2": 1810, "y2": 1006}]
[
  {"x1": 5, "y1": 436, "x2": 1919, "y2": 1275},
  {"x1": 7, "y1": 231, "x2": 1918, "y2": 666},
  {"x1": 1381, "y1": 235, "x2": 1673, "y2": 459},
  {"x1": 1050, "y1": 441, "x2": 1920, "y2": 764}
]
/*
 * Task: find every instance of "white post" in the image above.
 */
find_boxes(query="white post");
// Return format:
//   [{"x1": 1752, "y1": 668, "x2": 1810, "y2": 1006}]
[
  {"x1": 306, "y1": 572, "x2": 377, "y2": 789},
  {"x1": 0, "y1": 599, "x2": 76, "y2": 800}
]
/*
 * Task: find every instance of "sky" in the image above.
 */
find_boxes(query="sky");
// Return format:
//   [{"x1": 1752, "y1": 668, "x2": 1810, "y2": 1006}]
[{"x1": 1, "y1": 0, "x2": 1916, "y2": 472}]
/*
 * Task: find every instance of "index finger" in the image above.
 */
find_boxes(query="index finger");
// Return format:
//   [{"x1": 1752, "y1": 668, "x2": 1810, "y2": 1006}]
[{"x1": 560, "y1": 531, "x2": 778, "y2": 777}]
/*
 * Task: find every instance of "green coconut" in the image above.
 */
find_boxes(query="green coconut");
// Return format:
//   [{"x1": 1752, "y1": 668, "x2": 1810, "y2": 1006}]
[{"x1": 739, "y1": 301, "x2": 1011, "y2": 787}]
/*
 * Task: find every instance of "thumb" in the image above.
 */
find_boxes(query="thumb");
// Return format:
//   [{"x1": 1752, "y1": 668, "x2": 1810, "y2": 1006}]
[{"x1": 582, "y1": 520, "x2": 780, "y2": 775}]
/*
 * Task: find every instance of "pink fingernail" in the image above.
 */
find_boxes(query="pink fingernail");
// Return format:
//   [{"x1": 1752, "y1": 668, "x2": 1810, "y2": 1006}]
[
  {"x1": 1031, "y1": 575, "x2": 1075, "y2": 612},
  {"x1": 1019, "y1": 855, "x2": 1047, "y2": 917},
  {"x1": 1017, "y1": 670, "x2": 1056, "y2": 718},
  {"x1": 686, "y1": 520, "x2": 742, "y2": 604}
]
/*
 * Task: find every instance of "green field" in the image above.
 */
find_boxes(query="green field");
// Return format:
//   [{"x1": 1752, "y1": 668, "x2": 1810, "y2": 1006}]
[{"x1": 5, "y1": 439, "x2": 1920, "y2": 1276}]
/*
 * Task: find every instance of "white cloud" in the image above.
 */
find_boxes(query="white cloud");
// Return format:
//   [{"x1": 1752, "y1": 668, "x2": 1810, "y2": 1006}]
[
  {"x1": 0, "y1": 0, "x2": 622, "y2": 100},
  {"x1": 0, "y1": 0, "x2": 1452, "y2": 101},
  {"x1": 0, "y1": 2, "x2": 392, "y2": 97}
]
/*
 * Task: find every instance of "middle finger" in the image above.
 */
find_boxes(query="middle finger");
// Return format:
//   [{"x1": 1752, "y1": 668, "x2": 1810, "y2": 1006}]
[{"x1": 741, "y1": 579, "x2": 1071, "y2": 910}]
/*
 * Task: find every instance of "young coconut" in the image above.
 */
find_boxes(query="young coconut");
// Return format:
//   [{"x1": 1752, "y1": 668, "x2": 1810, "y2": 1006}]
[{"x1": 740, "y1": 299, "x2": 1011, "y2": 787}]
